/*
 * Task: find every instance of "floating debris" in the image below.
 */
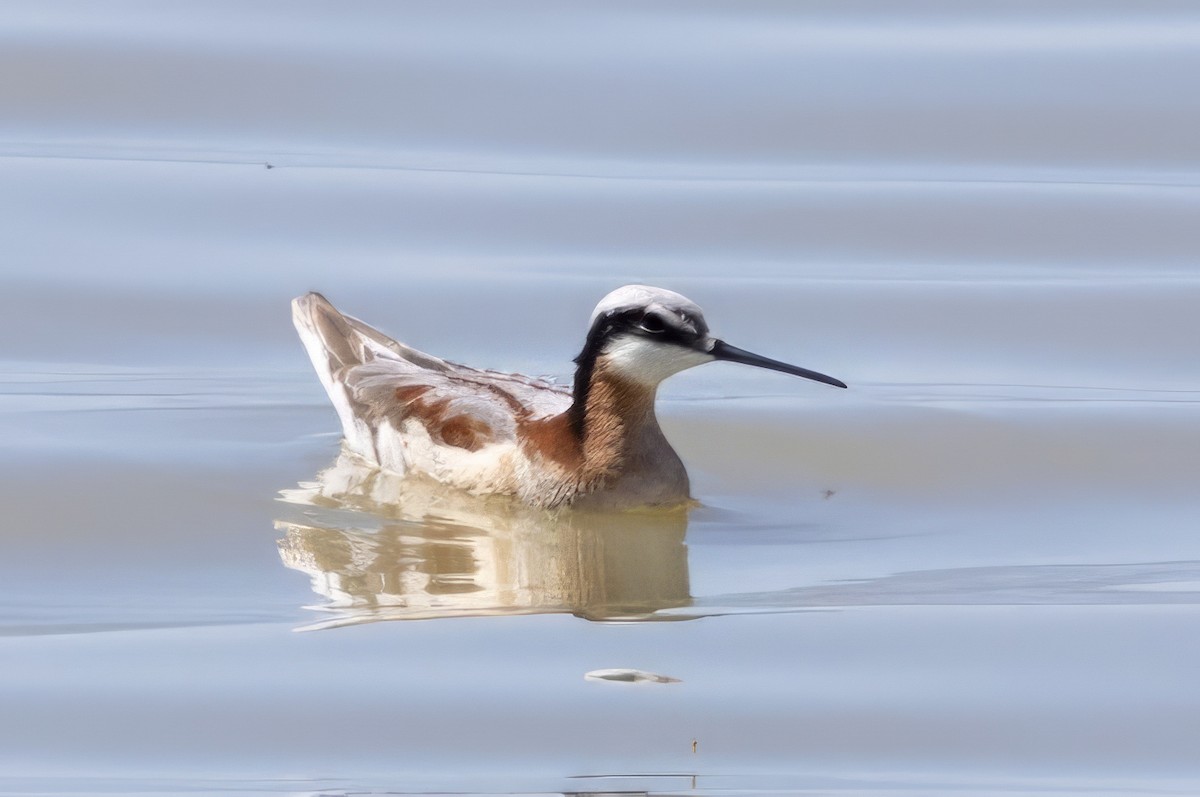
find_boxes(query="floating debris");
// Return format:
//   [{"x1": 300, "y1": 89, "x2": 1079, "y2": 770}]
[{"x1": 584, "y1": 668, "x2": 681, "y2": 684}]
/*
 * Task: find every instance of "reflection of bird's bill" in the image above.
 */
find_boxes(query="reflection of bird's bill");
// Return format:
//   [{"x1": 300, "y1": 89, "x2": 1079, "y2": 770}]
[{"x1": 275, "y1": 452, "x2": 694, "y2": 629}]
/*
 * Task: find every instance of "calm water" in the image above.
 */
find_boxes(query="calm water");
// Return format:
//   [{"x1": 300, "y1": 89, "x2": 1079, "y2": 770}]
[{"x1": 3, "y1": 3, "x2": 1200, "y2": 795}]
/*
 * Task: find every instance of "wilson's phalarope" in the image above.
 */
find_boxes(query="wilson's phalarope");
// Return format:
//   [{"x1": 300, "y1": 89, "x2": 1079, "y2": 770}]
[{"x1": 293, "y1": 285, "x2": 845, "y2": 509}]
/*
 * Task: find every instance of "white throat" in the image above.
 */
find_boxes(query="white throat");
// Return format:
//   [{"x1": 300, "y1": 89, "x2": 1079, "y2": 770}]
[{"x1": 599, "y1": 334, "x2": 714, "y2": 386}]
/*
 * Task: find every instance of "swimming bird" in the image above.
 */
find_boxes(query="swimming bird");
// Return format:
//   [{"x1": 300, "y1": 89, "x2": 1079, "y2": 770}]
[{"x1": 293, "y1": 285, "x2": 845, "y2": 509}]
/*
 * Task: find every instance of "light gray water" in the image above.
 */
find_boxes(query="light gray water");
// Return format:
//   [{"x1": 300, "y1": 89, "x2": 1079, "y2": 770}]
[{"x1": 2, "y1": 3, "x2": 1199, "y2": 795}]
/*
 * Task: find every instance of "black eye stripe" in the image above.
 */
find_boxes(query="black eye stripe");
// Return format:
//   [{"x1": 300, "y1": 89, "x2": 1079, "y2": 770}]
[{"x1": 585, "y1": 307, "x2": 704, "y2": 347}]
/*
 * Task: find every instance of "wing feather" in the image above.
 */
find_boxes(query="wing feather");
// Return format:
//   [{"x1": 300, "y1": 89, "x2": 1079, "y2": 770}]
[{"x1": 293, "y1": 292, "x2": 571, "y2": 474}]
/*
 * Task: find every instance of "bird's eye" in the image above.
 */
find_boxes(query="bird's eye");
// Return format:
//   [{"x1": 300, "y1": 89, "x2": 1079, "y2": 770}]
[{"x1": 640, "y1": 313, "x2": 666, "y2": 333}]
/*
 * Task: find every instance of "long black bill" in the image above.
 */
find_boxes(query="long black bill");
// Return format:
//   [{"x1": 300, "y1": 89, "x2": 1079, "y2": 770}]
[{"x1": 709, "y1": 339, "x2": 847, "y2": 389}]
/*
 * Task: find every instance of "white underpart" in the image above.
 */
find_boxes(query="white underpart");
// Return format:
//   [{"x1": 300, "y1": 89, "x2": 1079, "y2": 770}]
[
  {"x1": 373, "y1": 418, "x2": 407, "y2": 474},
  {"x1": 601, "y1": 333, "x2": 714, "y2": 386},
  {"x1": 388, "y1": 418, "x2": 519, "y2": 494}
]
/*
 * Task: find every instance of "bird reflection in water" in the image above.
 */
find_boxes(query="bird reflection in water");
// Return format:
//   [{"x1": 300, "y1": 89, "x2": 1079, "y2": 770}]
[{"x1": 276, "y1": 451, "x2": 692, "y2": 630}]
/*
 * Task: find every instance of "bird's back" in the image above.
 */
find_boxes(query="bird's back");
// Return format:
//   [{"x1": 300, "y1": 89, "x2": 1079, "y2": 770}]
[{"x1": 292, "y1": 293, "x2": 571, "y2": 493}]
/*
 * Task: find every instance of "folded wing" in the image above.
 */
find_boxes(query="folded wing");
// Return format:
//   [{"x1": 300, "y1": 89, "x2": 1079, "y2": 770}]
[{"x1": 292, "y1": 293, "x2": 571, "y2": 479}]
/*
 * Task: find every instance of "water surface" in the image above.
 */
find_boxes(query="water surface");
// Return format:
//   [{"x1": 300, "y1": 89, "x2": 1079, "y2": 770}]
[{"x1": 2, "y1": 2, "x2": 1199, "y2": 795}]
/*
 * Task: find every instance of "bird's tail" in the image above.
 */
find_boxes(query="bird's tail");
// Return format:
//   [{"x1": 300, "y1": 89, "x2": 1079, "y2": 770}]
[
  {"x1": 292, "y1": 292, "x2": 364, "y2": 375},
  {"x1": 291, "y1": 292, "x2": 392, "y2": 454}
]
